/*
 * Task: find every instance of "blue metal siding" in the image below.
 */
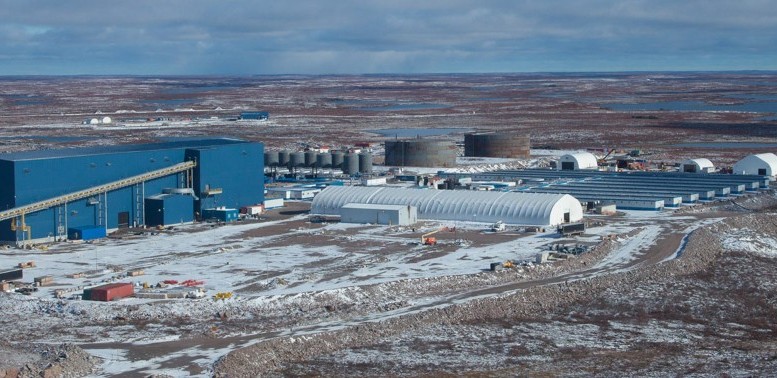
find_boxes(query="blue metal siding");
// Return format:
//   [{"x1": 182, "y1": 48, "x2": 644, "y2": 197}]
[
  {"x1": 67, "y1": 225, "x2": 107, "y2": 240},
  {"x1": 145, "y1": 194, "x2": 194, "y2": 226},
  {"x1": 1, "y1": 139, "x2": 264, "y2": 242},
  {"x1": 12, "y1": 150, "x2": 187, "y2": 205},
  {"x1": 186, "y1": 143, "x2": 264, "y2": 211},
  {"x1": 240, "y1": 112, "x2": 269, "y2": 120},
  {"x1": 202, "y1": 208, "x2": 239, "y2": 222}
]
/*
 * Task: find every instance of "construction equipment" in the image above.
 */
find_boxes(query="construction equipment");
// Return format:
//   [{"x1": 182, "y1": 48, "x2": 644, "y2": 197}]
[
  {"x1": 597, "y1": 148, "x2": 616, "y2": 165},
  {"x1": 503, "y1": 260, "x2": 516, "y2": 269},
  {"x1": 213, "y1": 292, "x2": 233, "y2": 301},
  {"x1": 421, "y1": 229, "x2": 441, "y2": 245},
  {"x1": 491, "y1": 221, "x2": 506, "y2": 232},
  {"x1": 18, "y1": 261, "x2": 36, "y2": 269}
]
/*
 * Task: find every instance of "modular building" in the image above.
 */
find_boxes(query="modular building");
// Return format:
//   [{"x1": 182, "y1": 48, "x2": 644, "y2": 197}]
[
  {"x1": 67, "y1": 225, "x2": 107, "y2": 241},
  {"x1": 202, "y1": 208, "x2": 239, "y2": 223},
  {"x1": 340, "y1": 203, "x2": 418, "y2": 226},
  {"x1": 0, "y1": 138, "x2": 264, "y2": 245},
  {"x1": 240, "y1": 111, "x2": 269, "y2": 120}
]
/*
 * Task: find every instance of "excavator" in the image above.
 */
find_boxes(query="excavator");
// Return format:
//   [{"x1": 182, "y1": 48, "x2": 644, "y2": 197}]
[
  {"x1": 421, "y1": 229, "x2": 440, "y2": 245},
  {"x1": 420, "y1": 226, "x2": 457, "y2": 246},
  {"x1": 597, "y1": 148, "x2": 616, "y2": 166}
]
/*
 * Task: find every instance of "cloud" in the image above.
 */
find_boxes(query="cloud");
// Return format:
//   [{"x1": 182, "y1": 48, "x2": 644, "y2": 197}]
[{"x1": 0, "y1": 0, "x2": 775, "y2": 74}]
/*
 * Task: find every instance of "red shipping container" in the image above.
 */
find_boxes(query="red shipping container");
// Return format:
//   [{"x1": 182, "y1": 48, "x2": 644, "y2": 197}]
[{"x1": 84, "y1": 282, "x2": 134, "y2": 301}]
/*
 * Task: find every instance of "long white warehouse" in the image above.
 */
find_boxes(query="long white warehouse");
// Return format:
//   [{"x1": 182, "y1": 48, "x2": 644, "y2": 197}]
[{"x1": 311, "y1": 186, "x2": 583, "y2": 226}]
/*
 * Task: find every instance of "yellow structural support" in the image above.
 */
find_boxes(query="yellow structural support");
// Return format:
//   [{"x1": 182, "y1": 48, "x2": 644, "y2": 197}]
[{"x1": 0, "y1": 160, "x2": 196, "y2": 223}]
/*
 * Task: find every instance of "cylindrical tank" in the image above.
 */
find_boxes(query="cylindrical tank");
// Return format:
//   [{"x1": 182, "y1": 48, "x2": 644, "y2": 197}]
[
  {"x1": 278, "y1": 150, "x2": 290, "y2": 167},
  {"x1": 290, "y1": 152, "x2": 306, "y2": 168},
  {"x1": 264, "y1": 151, "x2": 279, "y2": 167},
  {"x1": 316, "y1": 152, "x2": 333, "y2": 168},
  {"x1": 331, "y1": 151, "x2": 345, "y2": 169},
  {"x1": 358, "y1": 153, "x2": 373, "y2": 174},
  {"x1": 384, "y1": 140, "x2": 458, "y2": 167},
  {"x1": 342, "y1": 153, "x2": 359, "y2": 175},
  {"x1": 464, "y1": 133, "x2": 530, "y2": 158},
  {"x1": 305, "y1": 151, "x2": 318, "y2": 167}
]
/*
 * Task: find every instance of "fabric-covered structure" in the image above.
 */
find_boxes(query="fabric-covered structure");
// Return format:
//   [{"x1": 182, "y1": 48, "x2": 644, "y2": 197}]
[
  {"x1": 681, "y1": 158, "x2": 714, "y2": 173},
  {"x1": 311, "y1": 186, "x2": 583, "y2": 226},
  {"x1": 733, "y1": 153, "x2": 777, "y2": 178},
  {"x1": 559, "y1": 152, "x2": 598, "y2": 170}
]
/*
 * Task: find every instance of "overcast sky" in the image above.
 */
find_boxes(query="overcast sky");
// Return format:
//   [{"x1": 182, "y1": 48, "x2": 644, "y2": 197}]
[{"x1": 1, "y1": 0, "x2": 775, "y2": 75}]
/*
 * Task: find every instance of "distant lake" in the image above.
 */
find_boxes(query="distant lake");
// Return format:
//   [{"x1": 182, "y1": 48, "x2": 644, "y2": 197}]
[
  {"x1": 371, "y1": 128, "x2": 470, "y2": 138},
  {"x1": 675, "y1": 142, "x2": 777, "y2": 149},
  {"x1": 606, "y1": 100, "x2": 777, "y2": 113}
]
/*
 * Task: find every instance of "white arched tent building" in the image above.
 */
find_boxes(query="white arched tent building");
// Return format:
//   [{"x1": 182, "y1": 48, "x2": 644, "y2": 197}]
[
  {"x1": 558, "y1": 152, "x2": 598, "y2": 170},
  {"x1": 681, "y1": 158, "x2": 714, "y2": 173},
  {"x1": 311, "y1": 186, "x2": 583, "y2": 226},
  {"x1": 733, "y1": 153, "x2": 777, "y2": 178}
]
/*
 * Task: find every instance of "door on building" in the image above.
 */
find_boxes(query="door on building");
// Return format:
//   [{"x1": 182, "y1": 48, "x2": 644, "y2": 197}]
[
  {"x1": 564, "y1": 212, "x2": 570, "y2": 223},
  {"x1": 118, "y1": 212, "x2": 130, "y2": 228},
  {"x1": 758, "y1": 168, "x2": 767, "y2": 175},
  {"x1": 561, "y1": 162, "x2": 575, "y2": 170}
]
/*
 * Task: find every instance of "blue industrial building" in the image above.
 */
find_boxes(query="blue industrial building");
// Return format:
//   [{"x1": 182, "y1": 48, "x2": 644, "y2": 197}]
[
  {"x1": 240, "y1": 111, "x2": 269, "y2": 120},
  {"x1": 0, "y1": 138, "x2": 264, "y2": 244}
]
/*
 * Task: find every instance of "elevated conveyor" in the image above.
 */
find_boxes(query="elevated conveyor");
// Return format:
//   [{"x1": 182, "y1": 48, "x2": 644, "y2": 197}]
[{"x1": 0, "y1": 160, "x2": 196, "y2": 222}]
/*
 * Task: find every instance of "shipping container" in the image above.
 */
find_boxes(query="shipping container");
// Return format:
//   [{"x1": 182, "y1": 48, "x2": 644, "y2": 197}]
[
  {"x1": 67, "y1": 225, "x2": 107, "y2": 241},
  {"x1": 82, "y1": 282, "x2": 134, "y2": 301},
  {"x1": 240, "y1": 205, "x2": 264, "y2": 216},
  {"x1": 34, "y1": 275, "x2": 54, "y2": 286},
  {"x1": 202, "y1": 208, "x2": 239, "y2": 223},
  {"x1": 263, "y1": 198, "x2": 284, "y2": 209},
  {"x1": 0, "y1": 268, "x2": 23, "y2": 282}
]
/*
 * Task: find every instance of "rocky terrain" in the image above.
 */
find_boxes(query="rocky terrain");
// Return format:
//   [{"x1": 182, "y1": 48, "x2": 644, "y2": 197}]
[{"x1": 215, "y1": 195, "x2": 777, "y2": 376}]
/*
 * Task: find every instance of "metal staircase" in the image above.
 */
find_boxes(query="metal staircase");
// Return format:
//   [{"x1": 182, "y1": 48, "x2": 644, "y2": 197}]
[{"x1": 0, "y1": 160, "x2": 196, "y2": 223}]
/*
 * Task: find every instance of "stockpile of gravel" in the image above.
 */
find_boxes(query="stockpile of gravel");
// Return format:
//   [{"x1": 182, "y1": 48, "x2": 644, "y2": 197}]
[{"x1": 0, "y1": 343, "x2": 98, "y2": 378}]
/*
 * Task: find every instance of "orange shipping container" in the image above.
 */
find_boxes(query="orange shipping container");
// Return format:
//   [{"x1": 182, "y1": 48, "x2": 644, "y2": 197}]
[{"x1": 83, "y1": 282, "x2": 134, "y2": 301}]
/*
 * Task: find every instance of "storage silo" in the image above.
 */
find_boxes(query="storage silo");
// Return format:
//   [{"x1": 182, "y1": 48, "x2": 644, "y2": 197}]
[
  {"x1": 384, "y1": 140, "x2": 458, "y2": 167},
  {"x1": 278, "y1": 150, "x2": 290, "y2": 167},
  {"x1": 305, "y1": 151, "x2": 318, "y2": 167},
  {"x1": 331, "y1": 151, "x2": 345, "y2": 169},
  {"x1": 359, "y1": 153, "x2": 373, "y2": 174},
  {"x1": 464, "y1": 133, "x2": 530, "y2": 159},
  {"x1": 290, "y1": 152, "x2": 306, "y2": 168},
  {"x1": 264, "y1": 151, "x2": 280, "y2": 167},
  {"x1": 342, "y1": 153, "x2": 359, "y2": 175},
  {"x1": 317, "y1": 152, "x2": 333, "y2": 168}
]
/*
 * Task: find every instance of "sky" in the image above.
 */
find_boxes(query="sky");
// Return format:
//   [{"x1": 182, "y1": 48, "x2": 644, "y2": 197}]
[{"x1": 0, "y1": 0, "x2": 775, "y2": 75}]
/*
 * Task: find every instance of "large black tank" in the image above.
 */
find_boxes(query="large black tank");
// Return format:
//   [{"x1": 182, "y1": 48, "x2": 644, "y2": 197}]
[
  {"x1": 384, "y1": 140, "x2": 457, "y2": 167},
  {"x1": 464, "y1": 133, "x2": 530, "y2": 158}
]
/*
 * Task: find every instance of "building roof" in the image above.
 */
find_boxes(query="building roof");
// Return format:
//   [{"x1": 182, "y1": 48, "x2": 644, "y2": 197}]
[
  {"x1": 682, "y1": 158, "x2": 714, "y2": 169},
  {"x1": 734, "y1": 153, "x2": 777, "y2": 173},
  {"x1": 312, "y1": 186, "x2": 583, "y2": 226},
  {"x1": 342, "y1": 203, "x2": 413, "y2": 211},
  {"x1": 560, "y1": 152, "x2": 598, "y2": 169},
  {"x1": 0, "y1": 137, "x2": 248, "y2": 162}
]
